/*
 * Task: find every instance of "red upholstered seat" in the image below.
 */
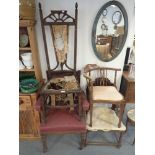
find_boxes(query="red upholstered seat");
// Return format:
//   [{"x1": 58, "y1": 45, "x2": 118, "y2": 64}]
[{"x1": 40, "y1": 109, "x2": 86, "y2": 133}]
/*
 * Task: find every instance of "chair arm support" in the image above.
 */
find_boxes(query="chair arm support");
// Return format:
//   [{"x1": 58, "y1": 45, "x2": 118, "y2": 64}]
[
  {"x1": 36, "y1": 79, "x2": 46, "y2": 98},
  {"x1": 35, "y1": 79, "x2": 47, "y2": 111},
  {"x1": 81, "y1": 91, "x2": 90, "y2": 111},
  {"x1": 35, "y1": 95, "x2": 44, "y2": 112}
]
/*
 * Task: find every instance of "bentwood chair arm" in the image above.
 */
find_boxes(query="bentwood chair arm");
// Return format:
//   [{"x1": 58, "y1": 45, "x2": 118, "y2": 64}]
[
  {"x1": 83, "y1": 73, "x2": 92, "y2": 81},
  {"x1": 83, "y1": 73, "x2": 93, "y2": 87}
]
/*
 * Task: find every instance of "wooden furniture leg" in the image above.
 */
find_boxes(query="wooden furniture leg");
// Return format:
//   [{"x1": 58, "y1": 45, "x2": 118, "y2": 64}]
[
  {"x1": 89, "y1": 103, "x2": 93, "y2": 127},
  {"x1": 117, "y1": 132, "x2": 123, "y2": 148},
  {"x1": 79, "y1": 133, "x2": 85, "y2": 150},
  {"x1": 84, "y1": 131, "x2": 88, "y2": 147},
  {"x1": 125, "y1": 117, "x2": 129, "y2": 133},
  {"x1": 118, "y1": 103, "x2": 123, "y2": 127},
  {"x1": 132, "y1": 137, "x2": 135, "y2": 145},
  {"x1": 126, "y1": 109, "x2": 135, "y2": 145},
  {"x1": 41, "y1": 134, "x2": 48, "y2": 152}
]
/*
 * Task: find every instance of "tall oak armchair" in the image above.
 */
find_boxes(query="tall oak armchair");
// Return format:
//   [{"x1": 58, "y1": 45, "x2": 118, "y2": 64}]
[{"x1": 35, "y1": 2, "x2": 90, "y2": 152}]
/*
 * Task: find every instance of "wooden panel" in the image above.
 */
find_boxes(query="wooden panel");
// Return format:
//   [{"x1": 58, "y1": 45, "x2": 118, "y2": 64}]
[
  {"x1": 120, "y1": 71, "x2": 135, "y2": 103},
  {"x1": 19, "y1": 108, "x2": 40, "y2": 137},
  {"x1": 127, "y1": 82, "x2": 135, "y2": 90},
  {"x1": 125, "y1": 82, "x2": 135, "y2": 103},
  {"x1": 125, "y1": 91, "x2": 135, "y2": 103},
  {"x1": 19, "y1": 95, "x2": 31, "y2": 107},
  {"x1": 19, "y1": 94, "x2": 40, "y2": 139}
]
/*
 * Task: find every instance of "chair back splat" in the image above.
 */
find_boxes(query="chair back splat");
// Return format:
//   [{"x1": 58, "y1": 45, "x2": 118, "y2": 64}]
[{"x1": 39, "y1": 2, "x2": 78, "y2": 73}]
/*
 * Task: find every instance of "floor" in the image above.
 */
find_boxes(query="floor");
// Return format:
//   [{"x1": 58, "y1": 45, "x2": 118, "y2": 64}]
[{"x1": 19, "y1": 105, "x2": 135, "y2": 155}]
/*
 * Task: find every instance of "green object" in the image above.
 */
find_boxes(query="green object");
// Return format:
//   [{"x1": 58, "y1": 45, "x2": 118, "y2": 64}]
[
  {"x1": 19, "y1": 73, "x2": 35, "y2": 82},
  {"x1": 20, "y1": 78, "x2": 40, "y2": 93}
]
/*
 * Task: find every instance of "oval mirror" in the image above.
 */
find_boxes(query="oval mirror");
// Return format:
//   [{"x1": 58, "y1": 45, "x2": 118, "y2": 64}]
[{"x1": 92, "y1": 1, "x2": 128, "y2": 61}]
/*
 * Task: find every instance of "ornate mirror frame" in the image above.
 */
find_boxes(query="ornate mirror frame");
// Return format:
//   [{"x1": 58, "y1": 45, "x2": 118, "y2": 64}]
[{"x1": 92, "y1": 1, "x2": 128, "y2": 62}]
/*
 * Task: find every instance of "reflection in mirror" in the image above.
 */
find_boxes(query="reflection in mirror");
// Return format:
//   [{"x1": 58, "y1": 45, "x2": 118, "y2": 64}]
[{"x1": 92, "y1": 1, "x2": 128, "y2": 61}]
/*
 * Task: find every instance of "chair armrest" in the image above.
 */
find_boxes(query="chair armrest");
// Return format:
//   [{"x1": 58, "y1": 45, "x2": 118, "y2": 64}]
[
  {"x1": 83, "y1": 73, "x2": 94, "y2": 88},
  {"x1": 83, "y1": 73, "x2": 92, "y2": 81},
  {"x1": 81, "y1": 91, "x2": 90, "y2": 111}
]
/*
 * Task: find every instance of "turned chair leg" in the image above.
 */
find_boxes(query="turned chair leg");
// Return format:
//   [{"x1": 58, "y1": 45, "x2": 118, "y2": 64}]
[
  {"x1": 41, "y1": 134, "x2": 48, "y2": 153},
  {"x1": 118, "y1": 103, "x2": 125, "y2": 128},
  {"x1": 126, "y1": 117, "x2": 135, "y2": 145},
  {"x1": 132, "y1": 137, "x2": 135, "y2": 145},
  {"x1": 79, "y1": 133, "x2": 85, "y2": 150},
  {"x1": 89, "y1": 103, "x2": 93, "y2": 127},
  {"x1": 84, "y1": 131, "x2": 88, "y2": 147},
  {"x1": 117, "y1": 132, "x2": 123, "y2": 148},
  {"x1": 125, "y1": 117, "x2": 129, "y2": 133}
]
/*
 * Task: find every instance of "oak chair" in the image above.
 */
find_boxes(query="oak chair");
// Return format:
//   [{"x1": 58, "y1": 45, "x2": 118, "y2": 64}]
[
  {"x1": 35, "y1": 3, "x2": 90, "y2": 152},
  {"x1": 83, "y1": 64, "x2": 126, "y2": 147}
]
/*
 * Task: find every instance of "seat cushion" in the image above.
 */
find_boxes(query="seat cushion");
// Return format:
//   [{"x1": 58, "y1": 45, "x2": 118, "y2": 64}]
[
  {"x1": 87, "y1": 106, "x2": 126, "y2": 131},
  {"x1": 127, "y1": 109, "x2": 135, "y2": 122},
  {"x1": 40, "y1": 109, "x2": 86, "y2": 133},
  {"x1": 93, "y1": 86, "x2": 123, "y2": 101}
]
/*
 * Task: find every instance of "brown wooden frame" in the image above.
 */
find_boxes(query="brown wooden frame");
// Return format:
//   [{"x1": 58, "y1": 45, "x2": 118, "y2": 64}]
[
  {"x1": 83, "y1": 65, "x2": 126, "y2": 147},
  {"x1": 37, "y1": 3, "x2": 88, "y2": 152},
  {"x1": 120, "y1": 70, "x2": 135, "y2": 103},
  {"x1": 39, "y1": 2, "x2": 78, "y2": 72}
]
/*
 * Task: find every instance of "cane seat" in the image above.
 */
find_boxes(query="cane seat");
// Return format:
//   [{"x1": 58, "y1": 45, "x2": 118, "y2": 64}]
[{"x1": 93, "y1": 86, "x2": 123, "y2": 101}]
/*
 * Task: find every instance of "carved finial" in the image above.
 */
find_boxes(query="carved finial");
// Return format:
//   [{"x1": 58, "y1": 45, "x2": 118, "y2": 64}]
[
  {"x1": 75, "y1": 2, "x2": 78, "y2": 9},
  {"x1": 39, "y1": 3, "x2": 41, "y2": 9}
]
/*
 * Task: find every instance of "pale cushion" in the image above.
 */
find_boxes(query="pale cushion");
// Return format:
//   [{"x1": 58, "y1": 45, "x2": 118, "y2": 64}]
[
  {"x1": 93, "y1": 86, "x2": 123, "y2": 101},
  {"x1": 127, "y1": 109, "x2": 135, "y2": 122},
  {"x1": 87, "y1": 106, "x2": 126, "y2": 131}
]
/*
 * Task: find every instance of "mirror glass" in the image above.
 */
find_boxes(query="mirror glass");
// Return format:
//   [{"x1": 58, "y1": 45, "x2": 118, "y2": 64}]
[{"x1": 92, "y1": 1, "x2": 128, "y2": 61}]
